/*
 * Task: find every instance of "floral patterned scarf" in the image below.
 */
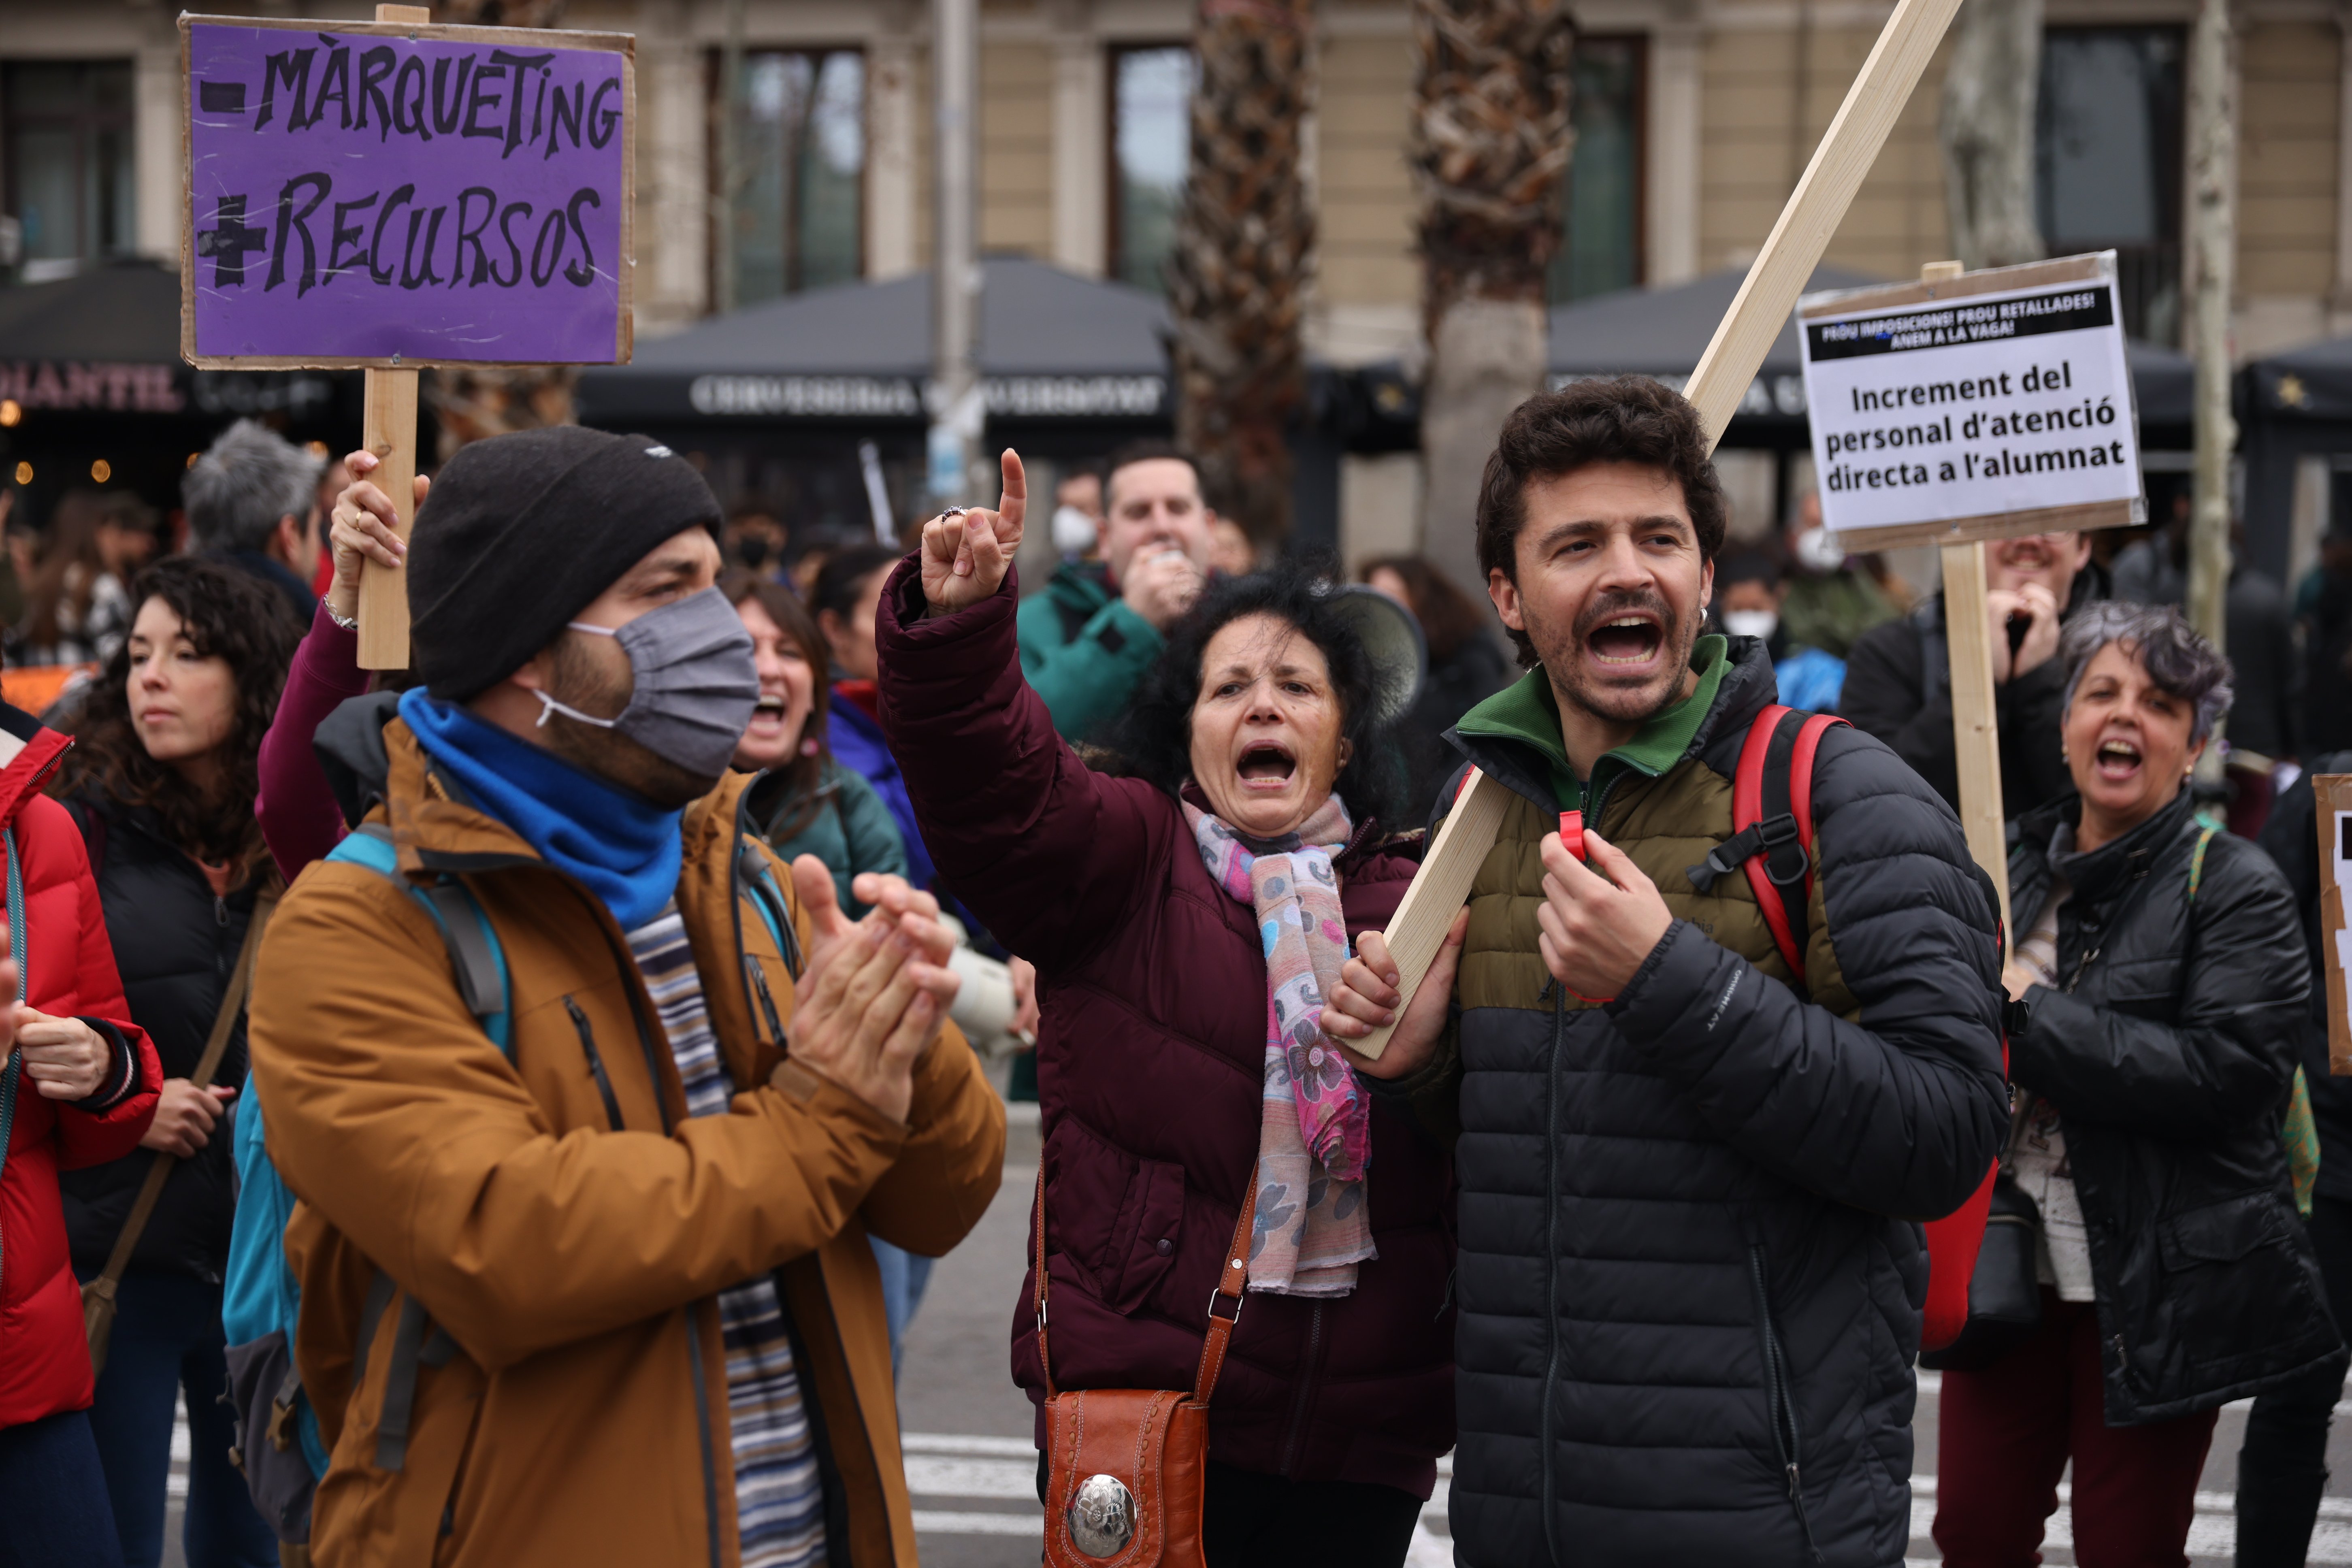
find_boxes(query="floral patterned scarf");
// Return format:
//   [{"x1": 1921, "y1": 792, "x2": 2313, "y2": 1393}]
[{"x1": 1182, "y1": 793, "x2": 1375, "y2": 1298}]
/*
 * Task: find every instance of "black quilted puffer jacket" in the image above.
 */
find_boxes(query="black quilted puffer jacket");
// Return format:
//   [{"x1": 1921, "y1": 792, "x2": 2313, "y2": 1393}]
[
  {"x1": 1424, "y1": 639, "x2": 2010, "y2": 1568},
  {"x1": 2006, "y1": 789, "x2": 2340, "y2": 1423}
]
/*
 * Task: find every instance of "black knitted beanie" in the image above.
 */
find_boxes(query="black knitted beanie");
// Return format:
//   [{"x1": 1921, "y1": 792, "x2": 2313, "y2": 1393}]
[{"x1": 407, "y1": 427, "x2": 721, "y2": 700}]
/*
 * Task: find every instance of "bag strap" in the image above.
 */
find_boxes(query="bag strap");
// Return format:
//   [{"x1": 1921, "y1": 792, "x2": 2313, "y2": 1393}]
[
  {"x1": 1685, "y1": 706, "x2": 1849, "y2": 986},
  {"x1": 1190, "y1": 1169, "x2": 1259, "y2": 1404},
  {"x1": 1032, "y1": 1159, "x2": 1261, "y2": 1407},
  {"x1": 91, "y1": 880, "x2": 281, "y2": 1304}
]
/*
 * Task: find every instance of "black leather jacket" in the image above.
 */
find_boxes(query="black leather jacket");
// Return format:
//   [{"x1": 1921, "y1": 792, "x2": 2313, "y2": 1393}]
[{"x1": 2007, "y1": 790, "x2": 2340, "y2": 1423}]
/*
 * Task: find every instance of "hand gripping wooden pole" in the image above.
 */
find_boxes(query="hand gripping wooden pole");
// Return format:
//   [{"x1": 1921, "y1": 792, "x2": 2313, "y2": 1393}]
[
  {"x1": 354, "y1": 1, "x2": 433, "y2": 672},
  {"x1": 1349, "y1": 0, "x2": 1966, "y2": 1060}
]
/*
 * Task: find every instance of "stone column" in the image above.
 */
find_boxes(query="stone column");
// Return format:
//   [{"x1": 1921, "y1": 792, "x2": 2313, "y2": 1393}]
[
  {"x1": 869, "y1": 0, "x2": 923, "y2": 279},
  {"x1": 1048, "y1": 0, "x2": 1105, "y2": 277},
  {"x1": 1648, "y1": 0, "x2": 1704, "y2": 286}
]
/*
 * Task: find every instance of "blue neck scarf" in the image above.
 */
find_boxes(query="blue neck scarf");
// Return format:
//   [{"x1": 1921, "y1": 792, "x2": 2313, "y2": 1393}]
[{"x1": 398, "y1": 689, "x2": 683, "y2": 931}]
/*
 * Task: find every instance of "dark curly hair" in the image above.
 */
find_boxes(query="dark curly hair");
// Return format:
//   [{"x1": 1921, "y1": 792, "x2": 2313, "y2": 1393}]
[
  {"x1": 1101, "y1": 557, "x2": 1404, "y2": 831},
  {"x1": 53, "y1": 556, "x2": 301, "y2": 874},
  {"x1": 1476, "y1": 377, "x2": 1729, "y2": 667}
]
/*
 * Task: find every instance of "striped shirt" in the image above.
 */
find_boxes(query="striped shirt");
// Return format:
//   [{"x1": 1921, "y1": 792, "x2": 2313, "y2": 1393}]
[{"x1": 627, "y1": 903, "x2": 828, "y2": 1568}]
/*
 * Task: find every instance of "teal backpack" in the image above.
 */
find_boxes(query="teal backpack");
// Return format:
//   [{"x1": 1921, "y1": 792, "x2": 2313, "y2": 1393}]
[
  {"x1": 219, "y1": 817, "x2": 799, "y2": 1547},
  {"x1": 220, "y1": 825, "x2": 510, "y2": 1547}
]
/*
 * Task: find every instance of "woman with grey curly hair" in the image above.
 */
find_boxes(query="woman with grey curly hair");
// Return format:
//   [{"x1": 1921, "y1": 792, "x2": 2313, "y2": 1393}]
[{"x1": 1932, "y1": 601, "x2": 2338, "y2": 1567}]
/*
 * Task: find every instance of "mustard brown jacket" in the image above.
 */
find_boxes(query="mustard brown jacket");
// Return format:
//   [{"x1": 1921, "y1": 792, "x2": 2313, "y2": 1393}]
[{"x1": 247, "y1": 712, "x2": 1006, "y2": 1568}]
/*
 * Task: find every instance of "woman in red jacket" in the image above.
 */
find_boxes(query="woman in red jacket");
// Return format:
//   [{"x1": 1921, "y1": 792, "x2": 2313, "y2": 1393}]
[{"x1": 0, "y1": 698, "x2": 161, "y2": 1568}]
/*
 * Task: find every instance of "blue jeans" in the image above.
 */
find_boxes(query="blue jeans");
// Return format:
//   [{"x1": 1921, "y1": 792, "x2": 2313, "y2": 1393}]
[
  {"x1": 0, "y1": 1409, "x2": 123, "y2": 1568},
  {"x1": 867, "y1": 1237, "x2": 934, "y2": 1375},
  {"x1": 81, "y1": 1270, "x2": 277, "y2": 1568}
]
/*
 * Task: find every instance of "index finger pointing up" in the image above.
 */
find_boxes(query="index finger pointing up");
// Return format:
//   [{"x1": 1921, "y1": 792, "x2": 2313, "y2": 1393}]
[{"x1": 997, "y1": 448, "x2": 1026, "y2": 531}]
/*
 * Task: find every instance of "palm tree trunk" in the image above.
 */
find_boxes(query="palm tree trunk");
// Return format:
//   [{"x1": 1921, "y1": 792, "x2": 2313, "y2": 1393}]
[
  {"x1": 1410, "y1": 0, "x2": 1574, "y2": 597},
  {"x1": 1939, "y1": 0, "x2": 2046, "y2": 271},
  {"x1": 1167, "y1": 0, "x2": 1316, "y2": 544}
]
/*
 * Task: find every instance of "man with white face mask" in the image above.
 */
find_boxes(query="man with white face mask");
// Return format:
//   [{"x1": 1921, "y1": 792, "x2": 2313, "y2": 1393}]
[
  {"x1": 246, "y1": 426, "x2": 1006, "y2": 1568},
  {"x1": 1777, "y1": 490, "x2": 1900, "y2": 660},
  {"x1": 1015, "y1": 440, "x2": 1216, "y2": 741}
]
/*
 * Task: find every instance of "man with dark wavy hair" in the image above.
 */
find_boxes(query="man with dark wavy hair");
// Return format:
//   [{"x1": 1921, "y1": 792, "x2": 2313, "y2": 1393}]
[{"x1": 1326, "y1": 377, "x2": 2011, "y2": 1567}]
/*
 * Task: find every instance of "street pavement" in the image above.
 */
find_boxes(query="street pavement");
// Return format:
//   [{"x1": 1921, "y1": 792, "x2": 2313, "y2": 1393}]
[{"x1": 162, "y1": 1101, "x2": 2352, "y2": 1565}]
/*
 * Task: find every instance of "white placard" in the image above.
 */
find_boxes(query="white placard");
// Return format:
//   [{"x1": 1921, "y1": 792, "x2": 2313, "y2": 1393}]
[{"x1": 1798, "y1": 272, "x2": 2141, "y2": 534}]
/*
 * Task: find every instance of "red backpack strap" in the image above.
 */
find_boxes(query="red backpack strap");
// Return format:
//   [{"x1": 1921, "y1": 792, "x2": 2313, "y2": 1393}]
[{"x1": 1687, "y1": 706, "x2": 1849, "y2": 987}]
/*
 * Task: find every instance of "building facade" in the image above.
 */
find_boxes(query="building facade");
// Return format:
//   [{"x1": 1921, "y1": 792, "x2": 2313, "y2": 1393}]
[{"x1": 3, "y1": 0, "x2": 2345, "y2": 558}]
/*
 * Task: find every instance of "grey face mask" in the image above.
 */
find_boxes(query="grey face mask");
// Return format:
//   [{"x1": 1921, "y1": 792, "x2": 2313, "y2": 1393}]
[{"x1": 535, "y1": 587, "x2": 760, "y2": 781}]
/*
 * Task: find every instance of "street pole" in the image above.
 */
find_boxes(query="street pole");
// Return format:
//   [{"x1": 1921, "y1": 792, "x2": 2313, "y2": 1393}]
[
  {"x1": 715, "y1": 0, "x2": 745, "y2": 316},
  {"x1": 929, "y1": 0, "x2": 982, "y2": 507},
  {"x1": 2185, "y1": 0, "x2": 2236, "y2": 697}
]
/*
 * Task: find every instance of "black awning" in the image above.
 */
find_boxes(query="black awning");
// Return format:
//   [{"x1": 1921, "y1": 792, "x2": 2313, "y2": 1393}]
[
  {"x1": 577, "y1": 256, "x2": 1174, "y2": 426},
  {"x1": 1550, "y1": 264, "x2": 2196, "y2": 439},
  {"x1": 2244, "y1": 331, "x2": 2352, "y2": 423},
  {"x1": 0, "y1": 258, "x2": 349, "y2": 426}
]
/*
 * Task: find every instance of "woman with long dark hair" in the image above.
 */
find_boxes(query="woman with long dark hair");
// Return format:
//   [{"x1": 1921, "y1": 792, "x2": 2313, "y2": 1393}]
[
  {"x1": 53, "y1": 556, "x2": 300, "y2": 1568},
  {"x1": 722, "y1": 568, "x2": 908, "y2": 915}
]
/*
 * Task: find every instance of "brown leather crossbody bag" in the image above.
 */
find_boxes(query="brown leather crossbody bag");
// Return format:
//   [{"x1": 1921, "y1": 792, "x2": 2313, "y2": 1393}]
[{"x1": 1034, "y1": 1162, "x2": 1258, "y2": 1568}]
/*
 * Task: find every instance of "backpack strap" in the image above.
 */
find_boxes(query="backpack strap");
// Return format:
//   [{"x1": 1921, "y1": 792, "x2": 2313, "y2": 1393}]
[
  {"x1": 327, "y1": 826, "x2": 511, "y2": 1053},
  {"x1": 320, "y1": 825, "x2": 511, "y2": 1473},
  {"x1": 1685, "y1": 705, "x2": 1850, "y2": 987},
  {"x1": 735, "y1": 838, "x2": 803, "y2": 980}
]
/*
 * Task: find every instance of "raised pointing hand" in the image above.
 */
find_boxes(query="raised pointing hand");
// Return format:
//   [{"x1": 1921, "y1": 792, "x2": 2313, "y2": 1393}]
[{"x1": 920, "y1": 450, "x2": 1027, "y2": 615}]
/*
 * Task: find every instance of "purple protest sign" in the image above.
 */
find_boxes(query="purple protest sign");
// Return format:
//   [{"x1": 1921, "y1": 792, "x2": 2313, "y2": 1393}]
[{"x1": 180, "y1": 16, "x2": 633, "y2": 367}]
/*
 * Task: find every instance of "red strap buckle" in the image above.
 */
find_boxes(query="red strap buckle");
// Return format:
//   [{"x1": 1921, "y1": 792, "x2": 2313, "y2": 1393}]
[{"x1": 1558, "y1": 810, "x2": 1585, "y2": 861}]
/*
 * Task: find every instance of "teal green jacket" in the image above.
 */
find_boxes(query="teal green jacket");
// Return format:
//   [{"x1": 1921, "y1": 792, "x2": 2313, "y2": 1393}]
[
  {"x1": 1015, "y1": 560, "x2": 1165, "y2": 742},
  {"x1": 749, "y1": 758, "x2": 908, "y2": 919}
]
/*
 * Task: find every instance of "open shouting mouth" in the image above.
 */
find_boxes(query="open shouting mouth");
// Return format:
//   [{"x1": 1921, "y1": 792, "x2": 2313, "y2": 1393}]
[
  {"x1": 1586, "y1": 611, "x2": 1665, "y2": 668},
  {"x1": 2093, "y1": 734, "x2": 2142, "y2": 784},
  {"x1": 1236, "y1": 739, "x2": 1297, "y2": 793}
]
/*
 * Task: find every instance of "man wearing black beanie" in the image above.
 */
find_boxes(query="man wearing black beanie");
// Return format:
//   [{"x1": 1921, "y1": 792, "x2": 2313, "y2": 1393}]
[{"x1": 246, "y1": 428, "x2": 1007, "y2": 1568}]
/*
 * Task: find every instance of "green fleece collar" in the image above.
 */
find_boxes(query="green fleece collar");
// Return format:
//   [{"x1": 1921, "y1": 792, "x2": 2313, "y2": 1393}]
[{"x1": 1455, "y1": 635, "x2": 1731, "y2": 810}]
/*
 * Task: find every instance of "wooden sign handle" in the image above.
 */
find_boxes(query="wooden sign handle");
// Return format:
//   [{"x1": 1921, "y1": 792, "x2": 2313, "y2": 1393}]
[
  {"x1": 356, "y1": 366, "x2": 419, "y2": 670},
  {"x1": 1352, "y1": 0, "x2": 1967, "y2": 1053},
  {"x1": 1684, "y1": 0, "x2": 1964, "y2": 451},
  {"x1": 1352, "y1": 769, "x2": 1512, "y2": 1061},
  {"x1": 352, "y1": 2, "x2": 431, "y2": 673},
  {"x1": 1940, "y1": 536, "x2": 2013, "y2": 948}
]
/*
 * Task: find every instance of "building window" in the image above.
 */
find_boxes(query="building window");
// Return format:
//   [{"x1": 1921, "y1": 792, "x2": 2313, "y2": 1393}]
[
  {"x1": 717, "y1": 49, "x2": 865, "y2": 305},
  {"x1": 1108, "y1": 45, "x2": 1195, "y2": 294},
  {"x1": 2, "y1": 61, "x2": 136, "y2": 281},
  {"x1": 2038, "y1": 28, "x2": 2183, "y2": 343},
  {"x1": 1549, "y1": 36, "x2": 1645, "y2": 303}
]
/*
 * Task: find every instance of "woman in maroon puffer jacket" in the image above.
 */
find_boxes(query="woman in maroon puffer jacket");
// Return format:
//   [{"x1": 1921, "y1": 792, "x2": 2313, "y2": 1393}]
[
  {"x1": 0, "y1": 699, "x2": 160, "y2": 1568},
  {"x1": 877, "y1": 459, "x2": 1462, "y2": 1566}
]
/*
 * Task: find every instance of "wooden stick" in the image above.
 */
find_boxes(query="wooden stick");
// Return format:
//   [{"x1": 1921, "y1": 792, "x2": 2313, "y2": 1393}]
[
  {"x1": 1905, "y1": 260, "x2": 2013, "y2": 951},
  {"x1": 1349, "y1": 0, "x2": 1967, "y2": 1050},
  {"x1": 1941, "y1": 537, "x2": 2011, "y2": 947},
  {"x1": 1351, "y1": 769, "x2": 1512, "y2": 1060},
  {"x1": 356, "y1": 366, "x2": 420, "y2": 670},
  {"x1": 352, "y1": 3, "x2": 432, "y2": 673},
  {"x1": 1684, "y1": 0, "x2": 1966, "y2": 452}
]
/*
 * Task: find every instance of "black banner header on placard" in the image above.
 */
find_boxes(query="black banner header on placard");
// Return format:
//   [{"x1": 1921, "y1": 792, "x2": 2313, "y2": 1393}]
[{"x1": 1807, "y1": 287, "x2": 2116, "y2": 362}]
